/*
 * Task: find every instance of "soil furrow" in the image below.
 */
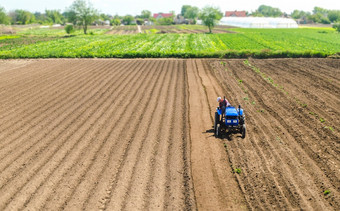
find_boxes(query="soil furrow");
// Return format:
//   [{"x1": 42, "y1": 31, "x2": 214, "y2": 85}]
[
  {"x1": 1, "y1": 58, "x2": 338, "y2": 210},
  {"x1": 0, "y1": 60, "x2": 84, "y2": 109},
  {"x1": 12, "y1": 60, "x2": 149, "y2": 210},
  {"x1": 38, "y1": 61, "x2": 158, "y2": 210},
  {"x1": 0, "y1": 61, "x2": 139, "y2": 209},
  {"x1": 78, "y1": 60, "x2": 165, "y2": 211},
  {"x1": 103, "y1": 60, "x2": 169, "y2": 210},
  {"x1": 187, "y1": 59, "x2": 247, "y2": 210},
  {"x1": 86, "y1": 60, "x2": 166, "y2": 210},
  {"x1": 120, "y1": 60, "x2": 176, "y2": 211},
  {"x1": 0, "y1": 61, "x2": 123, "y2": 172},
  {"x1": 142, "y1": 61, "x2": 178, "y2": 210},
  {"x1": 226, "y1": 60, "x2": 340, "y2": 208},
  {"x1": 0, "y1": 60, "x2": 106, "y2": 144},
  {"x1": 58, "y1": 60, "x2": 158, "y2": 210},
  {"x1": 0, "y1": 60, "x2": 104, "y2": 136}
]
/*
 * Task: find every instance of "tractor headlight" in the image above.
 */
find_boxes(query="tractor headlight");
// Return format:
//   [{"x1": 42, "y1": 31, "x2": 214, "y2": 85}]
[
  {"x1": 233, "y1": 120, "x2": 238, "y2": 123},
  {"x1": 227, "y1": 120, "x2": 231, "y2": 123}
]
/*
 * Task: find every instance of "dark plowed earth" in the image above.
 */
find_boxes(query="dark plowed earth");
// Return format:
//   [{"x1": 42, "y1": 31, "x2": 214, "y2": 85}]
[
  {"x1": 0, "y1": 59, "x2": 195, "y2": 210},
  {"x1": 1, "y1": 58, "x2": 339, "y2": 210}
]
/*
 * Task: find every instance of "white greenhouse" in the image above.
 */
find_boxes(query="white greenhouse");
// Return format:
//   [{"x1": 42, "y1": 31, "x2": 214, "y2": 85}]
[{"x1": 219, "y1": 17, "x2": 298, "y2": 28}]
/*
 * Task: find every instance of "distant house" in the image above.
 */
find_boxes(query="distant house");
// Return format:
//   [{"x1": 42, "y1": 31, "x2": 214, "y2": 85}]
[
  {"x1": 153, "y1": 13, "x2": 174, "y2": 19},
  {"x1": 225, "y1": 11, "x2": 247, "y2": 17},
  {"x1": 174, "y1": 15, "x2": 189, "y2": 24}
]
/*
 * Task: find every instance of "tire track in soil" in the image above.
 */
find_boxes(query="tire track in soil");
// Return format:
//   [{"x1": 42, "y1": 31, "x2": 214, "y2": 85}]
[
  {"x1": 214, "y1": 62, "x2": 311, "y2": 209},
  {"x1": 207, "y1": 59, "x2": 339, "y2": 210},
  {"x1": 0, "y1": 60, "x2": 144, "y2": 209},
  {"x1": 201, "y1": 60, "x2": 273, "y2": 210},
  {"x1": 201, "y1": 60, "x2": 291, "y2": 210},
  {"x1": 187, "y1": 59, "x2": 248, "y2": 210},
  {"x1": 211, "y1": 59, "x2": 312, "y2": 209}
]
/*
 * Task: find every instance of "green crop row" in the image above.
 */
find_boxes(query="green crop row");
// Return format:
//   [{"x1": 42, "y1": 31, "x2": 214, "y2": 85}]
[{"x1": 0, "y1": 28, "x2": 339, "y2": 58}]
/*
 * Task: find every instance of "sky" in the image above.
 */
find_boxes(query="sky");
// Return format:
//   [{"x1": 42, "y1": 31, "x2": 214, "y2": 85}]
[{"x1": 0, "y1": 0, "x2": 339, "y2": 16}]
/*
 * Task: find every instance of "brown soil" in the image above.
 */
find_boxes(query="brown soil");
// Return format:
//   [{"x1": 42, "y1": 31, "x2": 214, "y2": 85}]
[
  {"x1": 0, "y1": 58, "x2": 339, "y2": 210},
  {"x1": 0, "y1": 59, "x2": 194, "y2": 210},
  {"x1": 206, "y1": 58, "x2": 340, "y2": 210}
]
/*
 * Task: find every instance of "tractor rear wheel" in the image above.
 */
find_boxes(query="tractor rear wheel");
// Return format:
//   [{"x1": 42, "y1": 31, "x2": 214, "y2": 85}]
[
  {"x1": 216, "y1": 124, "x2": 221, "y2": 137},
  {"x1": 214, "y1": 112, "x2": 220, "y2": 134},
  {"x1": 241, "y1": 124, "x2": 246, "y2": 139}
]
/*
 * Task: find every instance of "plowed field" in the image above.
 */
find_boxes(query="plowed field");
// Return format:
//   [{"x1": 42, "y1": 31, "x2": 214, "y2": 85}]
[{"x1": 0, "y1": 58, "x2": 339, "y2": 210}]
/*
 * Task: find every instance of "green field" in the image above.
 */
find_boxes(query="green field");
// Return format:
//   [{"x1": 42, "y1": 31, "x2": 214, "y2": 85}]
[{"x1": 0, "y1": 27, "x2": 339, "y2": 58}]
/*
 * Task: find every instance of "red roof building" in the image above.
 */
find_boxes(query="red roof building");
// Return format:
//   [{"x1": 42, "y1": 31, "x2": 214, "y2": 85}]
[
  {"x1": 153, "y1": 13, "x2": 174, "y2": 19},
  {"x1": 225, "y1": 11, "x2": 247, "y2": 17}
]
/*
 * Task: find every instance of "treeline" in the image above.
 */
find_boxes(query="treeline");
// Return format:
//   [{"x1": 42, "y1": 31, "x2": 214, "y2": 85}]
[
  {"x1": 251, "y1": 5, "x2": 340, "y2": 24},
  {"x1": 1, "y1": 3, "x2": 340, "y2": 26}
]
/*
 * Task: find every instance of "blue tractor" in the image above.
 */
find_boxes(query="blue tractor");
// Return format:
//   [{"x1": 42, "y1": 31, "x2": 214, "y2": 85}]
[{"x1": 214, "y1": 103, "x2": 246, "y2": 138}]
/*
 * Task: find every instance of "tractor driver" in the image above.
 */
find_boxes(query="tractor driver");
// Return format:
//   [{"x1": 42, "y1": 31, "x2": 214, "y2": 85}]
[{"x1": 217, "y1": 96, "x2": 231, "y2": 115}]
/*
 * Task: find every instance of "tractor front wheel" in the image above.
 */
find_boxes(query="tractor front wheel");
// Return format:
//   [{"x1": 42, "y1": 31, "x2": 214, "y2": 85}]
[{"x1": 241, "y1": 124, "x2": 246, "y2": 139}]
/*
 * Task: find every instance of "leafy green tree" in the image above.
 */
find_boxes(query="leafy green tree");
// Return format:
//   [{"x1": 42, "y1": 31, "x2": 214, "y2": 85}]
[
  {"x1": 181, "y1": 5, "x2": 191, "y2": 16},
  {"x1": 320, "y1": 17, "x2": 331, "y2": 24},
  {"x1": 111, "y1": 18, "x2": 121, "y2": 26},
  {"x1": 67, "y1": 0, "x2": 98, "y2": 34},
  {"x1": 308, "y1": 13, "x2": 322, "y2": 23},
  {"x1": 34, "y1": 12, "x2": 48, "y2": 24},
  {"x1": 63, "y1": 10, "x2": 77, "y2": 25},
  {"x1": 99, "y1": 13, "x2": 110, "y2": 21},
  {"x1": 199, "y1": 6, "x2": 222, "y2": 33},
  {"x1": 0, "y1": 6, "x2": 10, "y2": 24},
  {"x1": 328, "y1": 10, "x2": 340, "y2": 23},
  {"x1": 313, "y1": 7, "x2": 328, "y2": 15},
  {"x1": 13, "y1": 10, "x2": 36, "y2": 24},
  {"x1": 141, "y1": 10, "x2": 151, "y2": 19},
  {"x1": 255, "y1": 5, "x2": 282, "y2": 17},
  {"x1": 333, "y1": 22, "x2": 340, "y2": 32},
  {"x1": 291, "y1": 10, "x2": 310, "y2": 19},
  {"x1": 113, "y1": 14, "x2": 122, "y2": 19},
  {"x1": 184, "y1": 6, "x2": 199, "y2": 19},
  {"x1": 123, "y1": 15, "x2": 134, "y2": 25},
  {"x1": 45, "y1": 10, "x2": 64, "y2": 24}
]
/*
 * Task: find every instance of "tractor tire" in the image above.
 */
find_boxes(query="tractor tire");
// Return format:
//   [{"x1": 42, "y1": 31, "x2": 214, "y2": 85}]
[
  {"x1": 216, "y1": 124, "x2": 221, "y2": 138},
  {"x1": 214, "y1": 112, "x2": 219, "y2": 134},
  {"x1": 241, "y1": 124, "x2": 246, "y2": 139}
]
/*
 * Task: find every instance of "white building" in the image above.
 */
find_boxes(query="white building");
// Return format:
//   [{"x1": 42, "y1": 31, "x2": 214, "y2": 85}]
[{"x1": 219, "y1": 17, "x2": 298, "y2": 28}]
